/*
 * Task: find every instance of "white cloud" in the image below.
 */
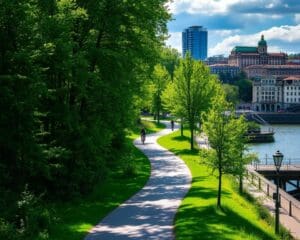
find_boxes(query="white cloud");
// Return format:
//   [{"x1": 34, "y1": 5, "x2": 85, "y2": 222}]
[
  {"x1": 165, "y1": 32, "x2": 182, "y2": 54},
  {"x1": 208, "y1": 25, "x2": 300, "y2": 56},
  {"x1": 263, "y1": 25, "x2": 300, "y2": 42},
  {"x1": 168, "y1": 0, "x2": 241, "y2": 15},
  {"x1": 295, "y1": 14, "x2": 300, "y2": 23},
  {"x1": 167, "y1": 0, "x2": 286, "y2": 15}
]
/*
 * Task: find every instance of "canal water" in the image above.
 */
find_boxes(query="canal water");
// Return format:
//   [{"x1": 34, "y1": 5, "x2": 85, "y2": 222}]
[{"x1": 249, "y1": 124, "x2": 300, "y2": 192}]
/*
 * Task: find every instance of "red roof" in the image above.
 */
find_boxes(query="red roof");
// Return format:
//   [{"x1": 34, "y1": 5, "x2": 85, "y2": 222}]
[
  {"x1": 246, "y1": 65, "x2": 300, "y2": 69},
  {"x1": 283, "y1": 76, "x2": 300, "y2": 81},
  {"x1": 268, "y1": 53, "x2": 287, "y2": 57}
]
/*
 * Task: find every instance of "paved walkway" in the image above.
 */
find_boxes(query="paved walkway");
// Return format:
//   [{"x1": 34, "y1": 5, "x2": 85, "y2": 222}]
[
  {"x1": 85, "y1": 121, "x2": 192, "y2": 240},
  {"x1": 244, "y1": 178, "x2": 300, "y2": 239}
]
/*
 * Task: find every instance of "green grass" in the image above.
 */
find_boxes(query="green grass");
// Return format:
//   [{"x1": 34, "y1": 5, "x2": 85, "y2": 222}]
[
  {"x1": 158, "y1": 130, "x2": 280, "y2": 240},
  {"x1": 140, "y1": 119, "x2": 165, "y2": 134},
  {"x1": 49, "y1": 120, "x2": 165, "y2": 240}
]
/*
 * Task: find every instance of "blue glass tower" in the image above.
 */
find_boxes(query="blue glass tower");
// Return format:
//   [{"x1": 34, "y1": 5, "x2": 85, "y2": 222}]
[{"x1": 182, "y1": 26, "x2": 207, "y2": 60}]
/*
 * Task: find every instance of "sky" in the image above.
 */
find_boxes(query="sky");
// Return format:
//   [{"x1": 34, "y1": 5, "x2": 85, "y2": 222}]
[{"x1": 165, "y1": 0, "x2": 300, "y2": 57}]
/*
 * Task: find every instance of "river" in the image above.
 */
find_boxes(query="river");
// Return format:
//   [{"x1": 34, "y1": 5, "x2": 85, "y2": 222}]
[
  {"x1": 249, "y1": 124, "x2": 300, "y2": 162},
  {"x1": 249, "y1": 124, "x2": 300, "y2": 192}
]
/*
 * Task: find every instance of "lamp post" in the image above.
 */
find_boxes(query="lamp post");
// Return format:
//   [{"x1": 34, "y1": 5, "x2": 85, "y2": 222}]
[{"x1": 273, "y1": 150, "x2": 283, "y2": 235}]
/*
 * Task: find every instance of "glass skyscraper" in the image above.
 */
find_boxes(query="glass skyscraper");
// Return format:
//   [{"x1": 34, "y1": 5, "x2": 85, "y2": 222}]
[{"x1": 182, "y1": 26, "x2": 207, "y2": 60}]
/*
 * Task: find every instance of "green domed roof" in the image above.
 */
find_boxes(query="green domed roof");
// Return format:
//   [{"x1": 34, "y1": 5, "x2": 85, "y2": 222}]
[{"x1": 258, "y1": 35, "x2": 267, "y2": 46}]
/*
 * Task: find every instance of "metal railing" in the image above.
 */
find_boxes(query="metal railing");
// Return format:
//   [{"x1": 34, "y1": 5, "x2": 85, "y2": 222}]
[
  {"x1": 246, "y1": 166, "x2": 300, "y2": 222},
  {"x1": 252, "y1": 156, "x2": 300, "y2": 170}
]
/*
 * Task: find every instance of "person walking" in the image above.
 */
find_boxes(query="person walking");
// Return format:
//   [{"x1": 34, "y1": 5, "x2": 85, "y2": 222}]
[
  {"x1": 140, "y1": 127, "x2": 146, "y2": 144},
  {"x1": 171, "y1": 120, "x2": 174, "y2": 131}
]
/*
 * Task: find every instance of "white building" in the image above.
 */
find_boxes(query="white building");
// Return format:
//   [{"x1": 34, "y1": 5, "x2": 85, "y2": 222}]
[
  {"x1": 283, "y1": 76, "x2": 300, "y2": 108},
  {"x1": 252, "y1": 75, "x2": 300, "y2": 112},
  {"x1": 252, "y1": 76, "x2": 282, "y2": 112}
]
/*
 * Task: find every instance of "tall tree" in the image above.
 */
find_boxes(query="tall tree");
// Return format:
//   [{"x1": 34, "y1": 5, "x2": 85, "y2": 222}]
[
  {"x1": 163, "y1": 53, "x2": 218, "y2": 149},
  {"x1": 160, "y1": 47, "x2": 180, "y2": 81},
  {"x1": 202, "y1": 96, "x2": 249, "y2": 207},
  {"x1": 0, "y1": 0, "x2": 171, "y2": 237},
  {"x1": 150, "y1": 64, "x2": 170, "y2": 123}
]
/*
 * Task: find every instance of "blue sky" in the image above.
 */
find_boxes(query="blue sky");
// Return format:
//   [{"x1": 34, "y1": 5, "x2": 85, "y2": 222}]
[{"x1": 165, "y1": 0, "x2": 300, "y2": 57}]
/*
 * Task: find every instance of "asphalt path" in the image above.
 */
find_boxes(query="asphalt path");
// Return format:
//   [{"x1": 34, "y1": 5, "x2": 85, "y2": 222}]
[{"x1": 85, "y1": 121, "x2": 191, "y2": 240}]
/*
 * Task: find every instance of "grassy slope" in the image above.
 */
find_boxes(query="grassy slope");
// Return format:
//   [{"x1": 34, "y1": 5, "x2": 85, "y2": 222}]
[
  {"x1": 49, "y1": 120, "x2": 165, "y2": 240},
  {"x1": 158, "y1": 130, "x2": 279, "y2": 240}
]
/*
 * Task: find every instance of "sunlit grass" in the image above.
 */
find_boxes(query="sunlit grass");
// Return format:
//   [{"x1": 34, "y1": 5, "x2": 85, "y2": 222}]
[
  {"x1": 158, "y1": 130, "x2": 279, "y2": 240},
  {"x1": 49, "y1": 120, "x2": 165, "y2": 240}
]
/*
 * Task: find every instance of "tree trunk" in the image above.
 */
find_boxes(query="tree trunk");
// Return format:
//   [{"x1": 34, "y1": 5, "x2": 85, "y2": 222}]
[
  {"x1": 190, "y1": 125, "x2": 194, "y2": 150},
  {"x1": 180, "y1": 118, "x2": 184, "y2": 136},
  {"x1": 217, "y1": 169, "x2": 222, "y2": 208},
  {"x1": 239, "y1": 174, "x2": 243, "y2": 193}
]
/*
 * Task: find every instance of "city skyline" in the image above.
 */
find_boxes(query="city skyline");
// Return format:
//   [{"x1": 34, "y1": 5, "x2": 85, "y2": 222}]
[{"x1": 166, "y1": 0, "x2": 300, "y2": 57}]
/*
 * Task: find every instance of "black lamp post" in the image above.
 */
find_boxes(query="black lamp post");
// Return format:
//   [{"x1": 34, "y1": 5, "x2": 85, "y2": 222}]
[{"x1": 273, "y1": 150, "x2": 283, "y2": 235}]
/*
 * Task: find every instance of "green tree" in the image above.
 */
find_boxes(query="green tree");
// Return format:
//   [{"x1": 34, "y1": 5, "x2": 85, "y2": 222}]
[
  {"x1": 223, "y1": 84, "x2": 239, "y2": 104},
  {"x1": 162, "y1": 81, "x2": 186, "y2": 136},
  {"x1": 0, "y1": 0, "x2": 171, "y2": 237},
  {"x1": 164, "y1": 53, "x2": 218, "y2": 149},
  {"x1": 202, "y1": 96, "x2": 249, "y2": 207},
  {"x1": 160, "y1": 47, "x2": 180, "y2": 81},
  {"x1": 150, "y1": 65, "x2": 170, "y2": 123},
  {"x1": 236, "y1": 79, "x2": 252, "y2": 102}
]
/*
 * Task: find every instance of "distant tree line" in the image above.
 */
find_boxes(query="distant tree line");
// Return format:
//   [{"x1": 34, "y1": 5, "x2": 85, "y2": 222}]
[{"x1": 218, "y1": 71, "x2": 252, "y2": 103}]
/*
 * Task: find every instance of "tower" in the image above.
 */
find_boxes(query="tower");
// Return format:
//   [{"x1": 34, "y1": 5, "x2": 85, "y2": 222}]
[
  {"x1": 258, "y1": 35, "x2": 267, "y2": 54},
  {"x1": 182, "y1": 26, "x2": 207, "y2": 60}
]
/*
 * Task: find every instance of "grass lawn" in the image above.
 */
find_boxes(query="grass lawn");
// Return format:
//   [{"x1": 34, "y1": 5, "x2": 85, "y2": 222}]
[
  {"x1": 49, "y1": 120, "x2": 165, "y2": 240},
  {"x1": 158, "y1": 130, "x2": 281, "y2": 240}
]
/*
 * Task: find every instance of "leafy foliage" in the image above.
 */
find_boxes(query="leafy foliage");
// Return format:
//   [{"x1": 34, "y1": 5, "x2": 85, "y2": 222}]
[
  {"x1": 0, "y1": 0, "x2": 170, "y2": 238},
  {"x1": 202, "y1": 96, "x2": 250, "y2": 207},
  {"x1": 163, "y1": 53, "x2": 220, "y2": 149}
]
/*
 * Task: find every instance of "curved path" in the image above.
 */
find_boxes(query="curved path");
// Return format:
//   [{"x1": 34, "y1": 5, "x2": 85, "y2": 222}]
[{"x1": 85, "y1": 121, "x2": 192, "y2": 240}]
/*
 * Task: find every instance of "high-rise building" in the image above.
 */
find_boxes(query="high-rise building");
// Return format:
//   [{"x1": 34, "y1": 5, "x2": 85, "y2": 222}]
[{"x1": 182, "y1": 26, "x2": 207, "y2": 60}]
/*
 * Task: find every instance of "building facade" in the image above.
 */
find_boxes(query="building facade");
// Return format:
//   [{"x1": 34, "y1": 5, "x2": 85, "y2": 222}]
[
  {"x1": 205, "y1": 55, "x2": 228, "y2": 65},
  {"x1": 245, "y1": 65, "x2": 300, "y2": 79},
  {"x1": 229, "y1": 35, "x2": 287, "y2": 69},
  {"x1": 252, "y1": 76, "x2": 282, "y2": 112},
  {"x1": 252, "y1": 75, "x2": 300, "y2": 112},
  {"x1": 182, "y1": 26, "x2": 207, "y2": 60},
  {"x1": 209, "y1": 64, "x2": 240, "y2": 79}
]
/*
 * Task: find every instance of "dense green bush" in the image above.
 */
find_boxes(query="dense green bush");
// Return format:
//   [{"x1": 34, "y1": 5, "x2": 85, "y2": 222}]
[{"x1": 0, "y1": 0, "x2": 170, "y2": 238}]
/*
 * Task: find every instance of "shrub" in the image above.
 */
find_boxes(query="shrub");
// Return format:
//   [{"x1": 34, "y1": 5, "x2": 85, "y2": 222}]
[{"x1": 0, "y1": 218, "x2": 19, "y2": 240}]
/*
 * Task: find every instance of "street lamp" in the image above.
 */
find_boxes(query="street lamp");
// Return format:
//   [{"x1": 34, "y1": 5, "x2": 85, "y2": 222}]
[{"x1": 273, "y1": 150, "x2": 284, "y2": 235}]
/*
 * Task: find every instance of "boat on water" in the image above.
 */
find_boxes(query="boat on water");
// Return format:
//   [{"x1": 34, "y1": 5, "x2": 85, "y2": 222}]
[{"x1": 246, "y1": 122, "x2": 275, "y2": 143}]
